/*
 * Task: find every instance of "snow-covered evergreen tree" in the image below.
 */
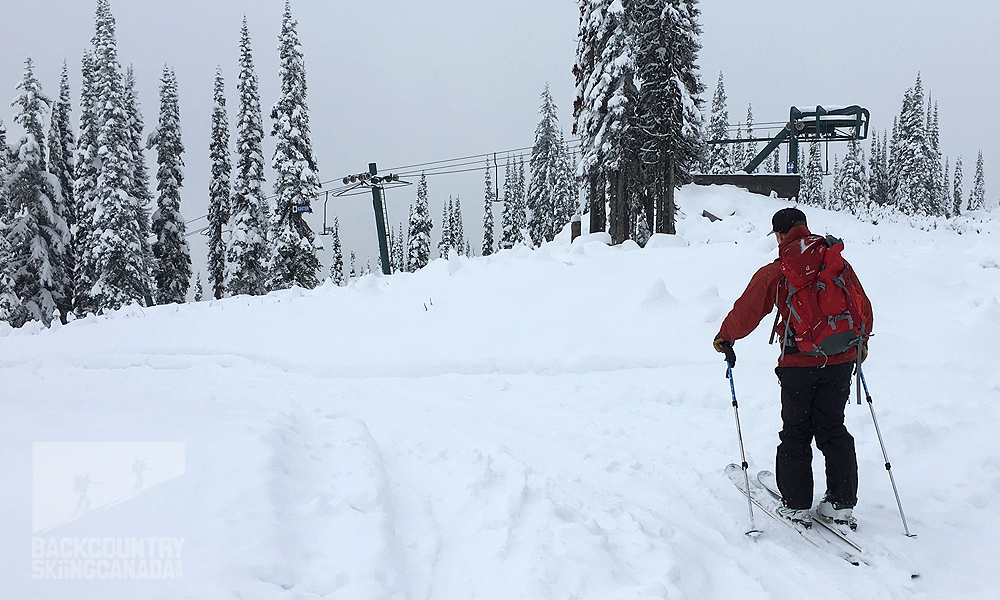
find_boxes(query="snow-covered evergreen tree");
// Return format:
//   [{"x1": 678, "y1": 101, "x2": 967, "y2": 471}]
[
  {"x1": 406, "y1": 173, "x2": 433, "y2": 270},
  {"x1": 438, "y1": 197, "x2": 453, "y2": 259},
  {"x1": 208, "y1": 68, "x2": 231, "y2": 300},
  {"x1": 482, "y1": 161, "x2": 495, "y2": 256},
  {"x1": 927, "y1": 98, "x2": 945, "y2": 216},
  {"x1": 0, "y1": 226, "x2": 26, "y2": 325},
  {"x1": 396, "y1": 222, "x2": 406, "y2": 271},
  {"x1": 389, "y1": 222, "x2": 404, "y2": 273},
  {"x1": 953, "y1": 155, "x2": 964, "y2": 216},
  {"x1": 329, "y1": 217, "x2": 343, "y2": 284},
  {"x1": 837, "y1": 141, "x2": 868, "y2": 215},
  {"x1": 799, "y1": 142, "x2": 825, "y2": 207},
  {"x1": 771, "y1": 145, "x2": 781, "y2": 174},
  {"x1": 0, "y1": 120, "x2": 9, "y2": 217},
  {"x1": 707, "y1": 71, "x2": 732, "y2": 174},
  {"x1": 90, "y1": 0, "x2": 153, "y2": 311},
  {"x1": 942, "y1": 157, "x2": 951, "y2": 217},
  {"x1": 227, "y1": 18, "x2": 270, "y2": 297},
  {"x1": 148, "y1": 66, "x2": 191, "y2": 305},
  {"x1": 744, "y1": 104, "x2": 756, "y2": 172},
  {"x1": 193, "y1": 272, "x2": 203, "y2": 301},
  {"x1": 889, "y1": 75, "x2": 938, "y2": 215},
  {"x1": 830, "y1": 156, "x2": 842, "y2": 211},
  {"x1": 573, "y1": 0, "x2": 633, "y2": 233},
  {"x1": 4, "y1": 58, "x2": 71, "y2": 326},
  {"x1": 554, "y1": 132, "x2": 579, "y2": 227},
  {"x1": 451, "y1": 195, "x2": 466, "y2": 254},
  {"x1": 970, "y1": 150, "x2": 986, "y2": 211},
  {"x1": 48, "y1": 62, "x2": 75, "y2": 232},
  {"x1": 269, "y1": 1, "x2": 321, "y2": 290},
  {"x1": 732, "y1": 122, "x2": 744, "y2": 172},
  {"x1": 527, "y1": 85, "x2": 575, "y2": 244},
  {"x1": 47, "y1": 61, "x2": 76, "y2": 318},
  {"x1": 73, "y1": 50, "x2": 100, "y2": 315},
  {"x1": 499, "y1": 157, "x2": 517, "y2": 250},
  {"x1": 123, "y1": 65, "x2": 155, "y2": 295},
  {"x1": 632, "y1": 0, "x2": 705, "y2": 234},
  {"x1": 868, "y1": 131, "x2": 889, "y2": 208},
  {"x1": 514, "y1": 157, "x2": 528, "y2": 242}
]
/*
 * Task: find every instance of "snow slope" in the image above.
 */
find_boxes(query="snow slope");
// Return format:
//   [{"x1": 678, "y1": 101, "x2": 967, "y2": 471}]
[{"x1": 2, "y1": 185, "x2": 1000, "y2": 599}]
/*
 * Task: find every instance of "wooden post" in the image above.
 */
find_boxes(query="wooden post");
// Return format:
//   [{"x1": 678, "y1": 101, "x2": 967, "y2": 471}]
[{"x1": 571, "y1": 214, "x2": 582, "y2": 242}]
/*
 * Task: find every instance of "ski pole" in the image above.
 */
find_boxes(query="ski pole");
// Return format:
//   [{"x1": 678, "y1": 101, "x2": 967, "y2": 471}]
[
  {"x1": 859, "y1": 366, "x2": 915, "y2": 537},
  {"x1": 728, "y1": 362, "x2": 760, "y2": 536}
]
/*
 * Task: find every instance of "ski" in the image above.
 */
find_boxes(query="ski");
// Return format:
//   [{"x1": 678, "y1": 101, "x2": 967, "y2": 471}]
[
  {"x1": 725, "y1": 464, "x2": 865, "y2": 566},
  {"x1": 756, "y1": 469, "x2": 921, "y2": 579},
  {"x1": 755, "y1": 470, "x2": 863, "y2": 553}
]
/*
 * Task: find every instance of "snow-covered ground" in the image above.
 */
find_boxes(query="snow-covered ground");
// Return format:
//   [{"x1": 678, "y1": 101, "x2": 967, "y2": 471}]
[{"x1": 2, "y1": 185, "x2": 999, "y2": 599}]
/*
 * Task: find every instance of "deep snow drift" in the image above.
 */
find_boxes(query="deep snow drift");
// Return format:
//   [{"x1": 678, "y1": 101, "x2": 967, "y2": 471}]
[{"x1": 2, "y1": 185, "x2": 999, "y2": 600}]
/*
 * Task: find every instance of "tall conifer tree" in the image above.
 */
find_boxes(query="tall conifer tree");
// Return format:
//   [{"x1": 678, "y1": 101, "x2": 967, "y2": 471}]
[
  {"x1": 970, "y1": 151, "x2": 986, "y2": 211},
  {"x1": 438, "y1": 198, "x2": 453, "y2": 259},
  {"x1": 5, "y1": 58, "x2": 71, "y2": 325},
  {"x1": 451, "y1": 195, "x2": 465, "y2": 254},
  {"x1": 208, "y1": 68, "x2": 231, "y2": 300},
  {"x1": 514, "y1": 157, "x2": 528, "y2": 242},
  {"x1": 632, "y1": 0, "x2": 705, "y2": 234},
  {"x1": 90, "y1": 0, "x2": 153, "y2": 310},
  {"x1": 48, "y1": 62, "x2": 75, "y2": 230},
  {"x1": 499, "y1": 157, "x2": 517, "y2": 250},
  {"x1": 47, "y1": 61, "x2": 77, "y2": 318},
  {"x1": 329, "y1": 217, "x2": 344, "y2": 284},
  {"x1": 836, "y1": 140, "x2": 868, "y2": 215},
  {"x1": 269, "y1": 1, "x2": 321, "y2": 290},
  {"x1": 889, "y1": 75, "x2": 937, "y2": 215},
  {"x1": 800, "y1": 142, "x2": 825, "y2": 207},
  {"x1": 482, "y1": 161, "x2": 495, "y2": 256},
  {"x1": 73, "y1": 50, "x2": 100, "y2": 315},
  {"x1": 123, "y1": 65, "x2": 155, "y2": 291},
  {"x1": 953, "y1": 155, "x2": 964, "y2": 216},
  {"x1": 707, "y1": 72, "x2": 732, "y2": 174},
  {"x1": 227, "y1": 17, "x2": 270, "y2": 296},
  {"x1": 149, "y1": 66, "x2": 191, "y2": 304},
  {"x1": 406, "y1": 173, "x2": 433, "y2": 270},
  {"x1": 527, "y1": 85, "x2": 575, "y2": 244},
  {"x1": 573, "y1": 0, "x2": 632, "y2": 234},
  {"x1": 744, "y1": 104, "x2": 756, "y2": 172}
]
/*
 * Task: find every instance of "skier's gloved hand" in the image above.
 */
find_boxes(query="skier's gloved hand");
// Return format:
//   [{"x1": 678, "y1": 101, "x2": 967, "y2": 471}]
[
  {"x1": 714, "y1": 336, "x2": 736, "y2": 368},
  {"x1": 859, "y1": 343, "x2": 868, "y2": 364}
]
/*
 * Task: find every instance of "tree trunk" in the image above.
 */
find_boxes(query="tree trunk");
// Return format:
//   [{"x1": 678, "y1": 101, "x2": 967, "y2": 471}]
[
  {"x1": 589, "y1": 171, "x2": 606, "y2": 234},
  {"x1": 653, "y1": 157, "x2": 665, "y2": 234},
  {"x1": 666, "y1": 157, "x2": 676, "y2": 235},
  {"x1": 609, "y1": 170, "x2": 628, "y2": 245}
]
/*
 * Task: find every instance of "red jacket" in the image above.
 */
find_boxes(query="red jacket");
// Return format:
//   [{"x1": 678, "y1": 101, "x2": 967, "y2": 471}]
[{"x1": 717, "y1": 226, "x2": 873, "y2": 368}]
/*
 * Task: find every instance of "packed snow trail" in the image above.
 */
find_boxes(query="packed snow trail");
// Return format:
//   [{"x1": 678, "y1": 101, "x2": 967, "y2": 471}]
[{"x1": 2, "y1": 185, "x2": 999, "y2": 599}]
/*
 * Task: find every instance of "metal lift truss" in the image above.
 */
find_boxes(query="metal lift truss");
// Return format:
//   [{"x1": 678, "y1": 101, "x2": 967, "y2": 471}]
[
  {"x1": 756, "y1": 105, "x2": 869, "y2": 174},
  {"x1": 709, "y1": 105, "x2": 870, "y2": 174}
]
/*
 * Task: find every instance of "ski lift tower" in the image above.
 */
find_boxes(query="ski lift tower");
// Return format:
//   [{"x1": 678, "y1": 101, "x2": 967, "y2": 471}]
[
  {"x1": 745, "y1": 105, "x2": 870, "y2": 174},
  {"x1": 697, "y1": 105, "x2": 869, "y2": 199},
  {"x1": 336, "y1": 163, "x2": 410, "y2": 275}
]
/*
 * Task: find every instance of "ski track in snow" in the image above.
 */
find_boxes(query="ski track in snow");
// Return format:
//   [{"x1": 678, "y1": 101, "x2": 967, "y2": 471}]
[{"x1": 3, "y1": 186, "x2": 1000, "y2": 599}]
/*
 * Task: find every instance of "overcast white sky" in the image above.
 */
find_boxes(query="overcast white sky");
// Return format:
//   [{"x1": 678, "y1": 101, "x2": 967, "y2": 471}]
[{"x1": 1, "y1": 1, "x2": 997, "y2": 275}]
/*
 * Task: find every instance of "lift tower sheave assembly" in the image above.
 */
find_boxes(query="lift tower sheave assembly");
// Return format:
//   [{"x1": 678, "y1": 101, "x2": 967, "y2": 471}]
[
  {"x1": 336, "y1": 164, "x2": 407, "y2": 276},
  {"x1": 743, "y1": 105, "x2": 870, "y2": 174}
]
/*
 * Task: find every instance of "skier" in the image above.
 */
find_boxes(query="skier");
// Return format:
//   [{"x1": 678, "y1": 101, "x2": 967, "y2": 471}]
[{"x1": 713, "y1": 208, "x2": 873, "y2": 529}]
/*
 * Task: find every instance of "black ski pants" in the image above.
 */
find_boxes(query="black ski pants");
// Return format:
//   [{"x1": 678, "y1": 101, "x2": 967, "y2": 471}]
[{"x1": 774, "y1": 362, "x2": 858, "y2": 510}]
